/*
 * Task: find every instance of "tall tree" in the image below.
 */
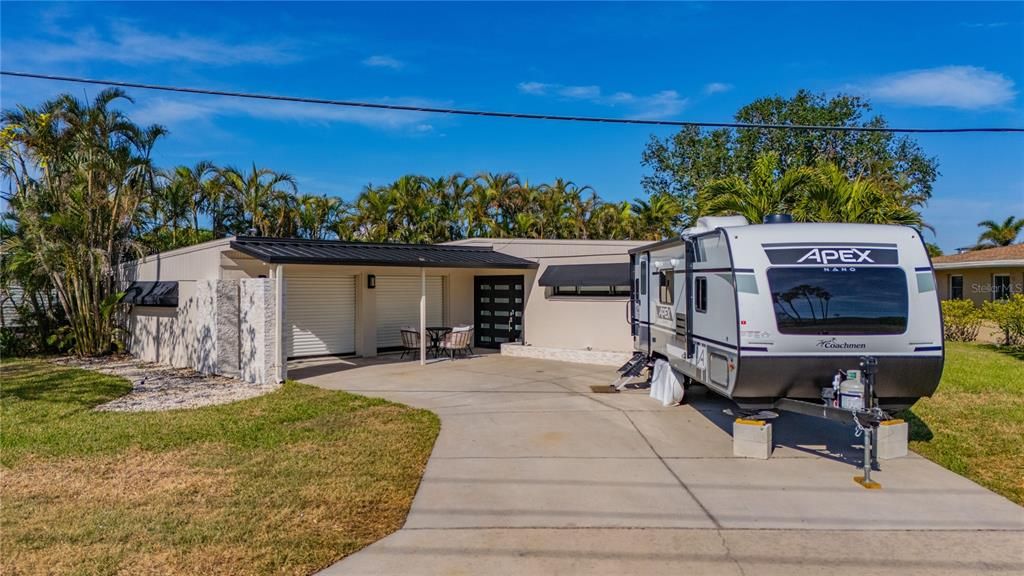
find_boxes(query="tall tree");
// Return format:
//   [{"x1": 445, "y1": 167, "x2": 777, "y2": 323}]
[
  {"x1": 642, "y1": 90, "x2": 938, "y2": 226},
  {"x1": 976, "y1": 216, "x2": 1024, "y2": 248},
  {"x1": 1, "y1": 89, "x2": 165, "y2": 355}
]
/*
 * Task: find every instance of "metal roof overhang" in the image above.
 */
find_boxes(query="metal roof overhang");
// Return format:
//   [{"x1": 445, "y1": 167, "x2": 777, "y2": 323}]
[
  {"x1": 538, "y1": 263, "x2": 630, "y2": 287},
  {"x1": 229, "y1": 237, "x2": 538, "y2": 269},
  {"x1": 122, "y1": 281, "x2": 178, "y2": 306}
]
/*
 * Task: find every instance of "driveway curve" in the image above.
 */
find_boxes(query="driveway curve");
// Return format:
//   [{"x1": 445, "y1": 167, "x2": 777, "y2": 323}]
[{"x1": 292, "y1": 354, "x2": 1024, "y2": 575}]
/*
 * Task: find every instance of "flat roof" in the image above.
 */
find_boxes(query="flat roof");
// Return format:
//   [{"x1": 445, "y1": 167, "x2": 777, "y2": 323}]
[{"x1": 230, "y1": 236, "x2": 538, "y2": 269}]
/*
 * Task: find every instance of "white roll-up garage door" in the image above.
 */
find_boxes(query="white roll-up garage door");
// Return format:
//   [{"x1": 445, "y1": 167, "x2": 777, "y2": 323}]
[
  {"x1": 375, "y1": 276, "x2": 443, "y2": 348},
  {"x1": 286, "y1": 276, "x2": 356, "y2": 357}
]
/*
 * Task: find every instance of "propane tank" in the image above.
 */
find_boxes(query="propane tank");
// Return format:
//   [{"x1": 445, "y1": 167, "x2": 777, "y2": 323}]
[{"x1": 839, "y1": 370, "x2": 865, "y2": 411}]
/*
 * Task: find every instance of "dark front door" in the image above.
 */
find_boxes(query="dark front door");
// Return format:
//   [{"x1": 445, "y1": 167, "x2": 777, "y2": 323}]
[{"x1": 474, "y1": 275, "x2": 525, "y2": 348}]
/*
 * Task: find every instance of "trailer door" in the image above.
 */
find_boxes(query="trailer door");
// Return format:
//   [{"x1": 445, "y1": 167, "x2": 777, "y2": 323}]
[{"x1": 636, "y1": 252, "x2": 651, "y2": 353}]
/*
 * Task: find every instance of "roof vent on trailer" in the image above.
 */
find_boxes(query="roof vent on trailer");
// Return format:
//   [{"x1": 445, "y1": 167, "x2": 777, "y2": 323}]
[{"x1": 763, "y1": 214, "x2": 793, "y2": 224}]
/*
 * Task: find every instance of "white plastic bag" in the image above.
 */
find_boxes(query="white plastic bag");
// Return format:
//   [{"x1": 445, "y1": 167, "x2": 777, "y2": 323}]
[{"x1": 649, "y1": 359, "x2": 684, "y2": 406}]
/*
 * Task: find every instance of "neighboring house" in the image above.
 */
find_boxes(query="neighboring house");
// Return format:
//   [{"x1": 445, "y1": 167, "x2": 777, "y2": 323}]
[
  {"x1": 121, "y1": 236, "x2": 644, "y2": 384},
  {"x1": 932, "y1": 244, "x2": 1024, "y2": 306},
  {"x1": 1, "y1": 284, "x2": 25, "y2": 328}
]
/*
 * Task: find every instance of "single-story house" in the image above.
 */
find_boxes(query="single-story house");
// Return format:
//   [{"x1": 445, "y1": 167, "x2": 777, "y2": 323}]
[
  {"x1": 122, "y1": 236, "x2": 645, "y2": 384},
  {"x1": 932, "y1": 243, "x2": 1024, "y2": 305}
]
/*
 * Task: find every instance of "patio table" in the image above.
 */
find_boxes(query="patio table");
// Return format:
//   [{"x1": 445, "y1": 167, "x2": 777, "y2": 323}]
[{"x1": 425, "y1": 326, "x2": 451, "y2": 357}]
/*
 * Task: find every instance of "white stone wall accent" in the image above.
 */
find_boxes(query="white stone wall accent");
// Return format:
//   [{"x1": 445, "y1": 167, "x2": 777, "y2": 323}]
[
  {"x1": 215, "y1": 279, "x2": 240, "y2": 378},
  {"x1": 500, "y1": 342, "x2": 631, "y2": 367},
  {"x1": 239, "y1": 278, "x2": 276, "y2": 385}
]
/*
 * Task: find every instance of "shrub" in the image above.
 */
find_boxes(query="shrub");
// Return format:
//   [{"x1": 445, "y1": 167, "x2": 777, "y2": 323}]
[
  {"x1": 941, "y1": 299, "x2": 982, "y2": 342},
  {"x1": 982, "y1": 294, "x2": 1024, "y2": 347}
]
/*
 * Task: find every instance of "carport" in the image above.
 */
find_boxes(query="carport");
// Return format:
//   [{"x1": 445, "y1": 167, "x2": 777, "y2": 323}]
[{"x1": 229, "y1": 237, "x2": 538, "y2": 380}]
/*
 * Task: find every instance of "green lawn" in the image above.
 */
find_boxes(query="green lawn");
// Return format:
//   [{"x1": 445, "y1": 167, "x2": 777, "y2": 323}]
[
  {"x1": 901, "y1": 342, "x2": 1024, "y2": 505},
  {"x1": 0, "y1": 359, "x2": 440, "y2": 576}
]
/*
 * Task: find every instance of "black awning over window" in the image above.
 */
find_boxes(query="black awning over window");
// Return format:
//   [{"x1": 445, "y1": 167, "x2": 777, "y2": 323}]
[
  {"x1": 122, "y1": 281, "x2": 179, "y2": 307},
  {"x1": 537, "y1": 263, "x2": 630, "y2": 287}
]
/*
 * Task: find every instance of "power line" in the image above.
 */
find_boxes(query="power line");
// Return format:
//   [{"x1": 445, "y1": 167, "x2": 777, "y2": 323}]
[{"x1": 3, "y1": 70, "x2": 1024, "y2": 134}]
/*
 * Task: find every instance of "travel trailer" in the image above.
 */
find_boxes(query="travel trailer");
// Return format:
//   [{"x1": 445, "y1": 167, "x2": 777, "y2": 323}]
[{"x1": 628, "y1": 216, "x2": 943, "y2": 412}]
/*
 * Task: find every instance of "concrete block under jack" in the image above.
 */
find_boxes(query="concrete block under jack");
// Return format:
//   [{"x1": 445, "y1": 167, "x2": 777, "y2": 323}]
[
  {"x1": 876, "y1": 420, "x2": 909, "y2": 460},
  {"x1": 733, "y1": 419, "x2": 773, "y2": 459}
]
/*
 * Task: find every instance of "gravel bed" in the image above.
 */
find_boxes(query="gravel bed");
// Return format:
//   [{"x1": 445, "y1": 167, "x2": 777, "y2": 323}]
[{"x1": 53, "y1": 356, "x2": 281, "y2": 412}]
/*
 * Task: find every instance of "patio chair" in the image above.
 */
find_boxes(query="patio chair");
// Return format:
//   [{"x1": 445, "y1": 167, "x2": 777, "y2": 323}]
[
  {"x1": 399, "y1": 327, "x2": 421, "y2": 359},
  {"x1": 440, "y1": 326, "x2": 474, "y2": 359}
]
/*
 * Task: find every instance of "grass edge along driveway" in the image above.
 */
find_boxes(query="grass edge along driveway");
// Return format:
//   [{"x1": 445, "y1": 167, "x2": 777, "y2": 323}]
[
  {"x1": 0, "y1": 359, "x2": 440, "y2": 576},
  {"x1": 902, "y1": 342, "x2": 1024, "y2": 506}
]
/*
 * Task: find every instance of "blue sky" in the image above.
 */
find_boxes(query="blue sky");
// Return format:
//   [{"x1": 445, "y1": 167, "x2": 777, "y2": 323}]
[{"x1": 2, "y1": 2, "x2": 1022, "y2": 252}]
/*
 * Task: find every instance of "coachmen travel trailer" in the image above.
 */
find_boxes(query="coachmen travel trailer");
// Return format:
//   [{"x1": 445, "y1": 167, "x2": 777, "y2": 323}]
[{"x1": 622, "y1": 215, "x2": 944, "y2": 486}]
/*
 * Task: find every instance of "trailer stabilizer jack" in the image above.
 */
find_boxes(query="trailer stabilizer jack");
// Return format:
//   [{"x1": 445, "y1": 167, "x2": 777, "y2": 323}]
[{"x1": 854, "y1": 475, "x2": 882, "y2": 490}]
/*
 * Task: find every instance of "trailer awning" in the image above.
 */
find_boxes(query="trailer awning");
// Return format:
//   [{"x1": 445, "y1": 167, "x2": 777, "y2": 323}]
[
  {"x1": 537, "y1": 263, "x2": 630, "y2": 287},
  {"x1": 122, "y1": 281, "x2": 179, "y2": 307}
]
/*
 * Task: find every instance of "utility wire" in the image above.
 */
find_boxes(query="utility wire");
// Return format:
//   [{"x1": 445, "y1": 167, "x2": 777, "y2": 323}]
[{"x1": 3, "y1": 70, "x2": 1024, "y2": 134}]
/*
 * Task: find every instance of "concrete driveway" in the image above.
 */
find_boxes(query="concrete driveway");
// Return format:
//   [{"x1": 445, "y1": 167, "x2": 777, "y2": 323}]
[{"x1": 292, "y1": 354, "x2": 1024, "y2": 575}]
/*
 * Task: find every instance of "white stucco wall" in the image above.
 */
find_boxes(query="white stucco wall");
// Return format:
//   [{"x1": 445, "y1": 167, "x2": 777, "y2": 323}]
[
  {"x1": 127, "y1": 280, "x2": 217, "y2": 373},
  {"x1": 448, "y1": 238, "x2": 645, "y2": 353}
]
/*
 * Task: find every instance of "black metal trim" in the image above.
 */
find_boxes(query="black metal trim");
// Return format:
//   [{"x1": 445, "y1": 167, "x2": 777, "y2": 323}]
[{"x1": 229, "y1": 237, "x2": 538, "y2": 269}]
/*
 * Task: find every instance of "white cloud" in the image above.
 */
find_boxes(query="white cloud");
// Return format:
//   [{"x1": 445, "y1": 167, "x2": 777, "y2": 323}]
[
  {"x1": 517, "y1": 80, "x2": 687, "y2": 120},
  {"x1": 960, "y1": 21, "x2": 1009, "y2": 29},
  {"x1": 704, "y1": 82, "x2": 733, "y2": 95},
  {"x1": 362, "y1": 55, "x2": 405, "y2": 70},
  {"x1": 517, "y1": 81, "x2": 551, "y2": 95},
  {"x1": 628, "y1": 91, "x2": 688, "y2": 120},
  {"x1": 856, "y1": 66, "x2": 1016, "y2": 109},
  {"x1": 132, "y1": 95, "x2": 440, "y2": 133},
  {"x1": 558, "y1": 85, "x2": 602, "y2": 99},
  {"x1": 3, "y1": 22, "x2": 299, "y2": 67}
]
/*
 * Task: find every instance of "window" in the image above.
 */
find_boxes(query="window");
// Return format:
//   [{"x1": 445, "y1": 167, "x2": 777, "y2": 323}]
[
  {"x1": 553, "y1": 285, "x2": 630, "y2": 297},
  {"x1": 658, "y1": 270, "x2": 674, "y2": 304},
  {"x1": 993, "y1": 274, "x2": 1011, "y2": 300},
  {"x1": 950, "y1": 275, "x2": 964, "y2": 300},
  {"x1": 640, "y1": 261, "x2": 648, "y2": 295},
  {"x1": 694, "y1": 276, "x2": 707, "y2": 313},
  {"x1": 767, "y1": 267, "x2": 908, "y2": 335}
]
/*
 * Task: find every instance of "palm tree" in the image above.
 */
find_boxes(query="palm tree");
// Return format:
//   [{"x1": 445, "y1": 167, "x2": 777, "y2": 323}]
[
  {"x1": 217, "y1": 164, "x2": 298, "y2": 236},
  {"x1": 1, "y1": 88, "x2": 166, "y2": 355},
  {"x1": 178, "y1": 161, "x2": 217, "y2": 233},
  {"x1": 976, "y1": 216, "x2": 1024, "y2": 248},
  {"x1": 699, "y1": 152, "x2": 815, "y2": 224},
  {"x1": 587, "y1": 201, "x2": 636, "y2": 240},
  {"x1": 795, "y1": 162, "x2": 925, "y2": 228},
  {"x1": 296, "y1": 194, "x2": 345, "y2": 240},
  {"x1": 351, "y1": 184, "x2": 394, "y2": 242},
  {"x1": 474, "y1": 172, "x2": 521, "y2": 237},
  {"x1": 631, "y1": 193, "x2": 682, "y2": 240}
]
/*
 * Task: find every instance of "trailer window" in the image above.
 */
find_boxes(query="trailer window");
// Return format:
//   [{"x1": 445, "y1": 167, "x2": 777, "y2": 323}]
[
  {"x1": 640, "y1": 261, "x2": 648, "y2": 295},
  {"x1": 694, "y1": 277, "x2": 707, "y2": 312},
  {"x1": 658, "y1": 270, "x2": 674, "y2": 304},
  {"x1": 767, "y1": 267, "x2": 908, "y2": 335}
]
